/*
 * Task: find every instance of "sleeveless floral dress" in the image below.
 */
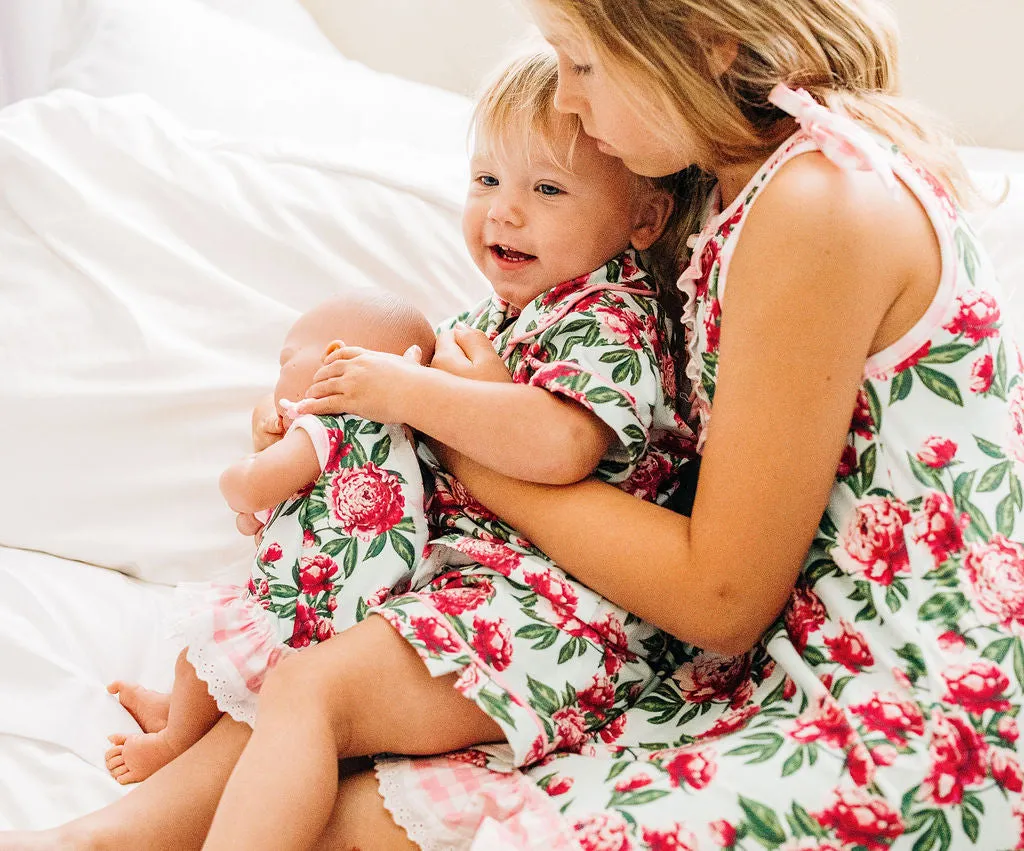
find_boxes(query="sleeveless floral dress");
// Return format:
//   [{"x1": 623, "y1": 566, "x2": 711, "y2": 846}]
[{"x1": 374, "y1": 88, "x2": 1024, "y2": 851}]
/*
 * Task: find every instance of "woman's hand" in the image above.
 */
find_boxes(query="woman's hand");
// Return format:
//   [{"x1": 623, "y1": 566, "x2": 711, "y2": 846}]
[
  {"x1": 298, "y1": 343, "x2": 425, "y2": 422},
  {"x1": 252, "y1": 392, "x2": 285, "y2": 452},
  {"x1": 431, "y1": 324, "x2": 512, "y2": 383}
]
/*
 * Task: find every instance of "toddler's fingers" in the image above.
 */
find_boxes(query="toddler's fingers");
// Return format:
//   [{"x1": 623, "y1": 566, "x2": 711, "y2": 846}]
[
  {"x1": 236, "y1": 513, "x2": 264, "y2": 536},
  {"x1": 321, "y1": 344, "x2": 367, "y2": 365},
  {"x1": 403, "y1": 344, "x2": 423, "y2": 363},
  {"x1": 296, "y1": 395, "x2": 347, "y2": 417}
]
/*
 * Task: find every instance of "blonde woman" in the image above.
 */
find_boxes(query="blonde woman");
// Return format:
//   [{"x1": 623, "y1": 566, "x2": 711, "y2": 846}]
[{"x1": 7, "y1": 1, "x2": 1023, "y2": 850}]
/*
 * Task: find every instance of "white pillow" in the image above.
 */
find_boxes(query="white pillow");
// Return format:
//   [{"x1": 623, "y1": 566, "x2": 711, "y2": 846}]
[{"x1": 0, "y1": 90, "x2": 487, "y2": 586}]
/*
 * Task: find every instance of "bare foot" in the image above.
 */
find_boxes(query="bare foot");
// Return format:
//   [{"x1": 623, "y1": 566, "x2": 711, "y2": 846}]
[
  {"x1": 105, "y1": 731, "x2": 180, "y2": 785},
  {"x1": 0, "y1": 825, "x2": 88, "y2": 850},
  {"x1": 106, "y1": 681, "x2": 170, "y2": 734}
]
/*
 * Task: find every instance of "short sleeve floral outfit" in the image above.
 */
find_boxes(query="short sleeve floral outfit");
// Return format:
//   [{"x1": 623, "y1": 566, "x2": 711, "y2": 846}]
[{"x1": 370, "y1": 90, "x2": 1024, "y2": 851}]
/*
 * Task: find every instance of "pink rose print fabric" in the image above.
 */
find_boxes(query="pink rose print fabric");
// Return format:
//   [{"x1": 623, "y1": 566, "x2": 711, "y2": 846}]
[
  {"x1": 173, "y1": 416, "x2": 427, "y2": 725},
  {"x1": 371, "y1": 251, "x2": 696, "y2": 768},
  {"x1": 373, "y1": 122, "x2": 1024, "y2": 848}
]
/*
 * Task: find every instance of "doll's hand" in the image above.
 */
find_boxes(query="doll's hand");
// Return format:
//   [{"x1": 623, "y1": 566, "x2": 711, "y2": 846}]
[
  {"x1": 431, "y1": 324, "x2": 512, "y2": 383},
  {"x1": 297, "y1": 343, "x2": 424, "y2": 422},
  {"x1": 252, "y1": 393, "x2": 285, "y2": 452}
]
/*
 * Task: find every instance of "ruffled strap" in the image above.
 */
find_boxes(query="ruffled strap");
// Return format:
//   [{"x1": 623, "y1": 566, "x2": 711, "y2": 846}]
[{"x1": 768, "y1": 84, "x2": 898, "y2": 193}]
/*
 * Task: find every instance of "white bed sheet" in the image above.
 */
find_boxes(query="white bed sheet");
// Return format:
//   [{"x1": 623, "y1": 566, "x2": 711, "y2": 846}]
[{"x1": 0, "y1": 546, "x2": 176, "y2": 830}]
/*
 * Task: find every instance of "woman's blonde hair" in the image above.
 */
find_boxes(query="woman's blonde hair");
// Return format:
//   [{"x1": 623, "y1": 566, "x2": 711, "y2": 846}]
[{"x1": 535, "y1": 0, "x2": 973, "y2": 268}]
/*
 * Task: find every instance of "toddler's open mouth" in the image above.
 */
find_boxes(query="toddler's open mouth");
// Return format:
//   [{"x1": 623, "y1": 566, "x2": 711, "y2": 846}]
[{"x1": 490, "y1": 244, "x2": 537, "y2": 264}]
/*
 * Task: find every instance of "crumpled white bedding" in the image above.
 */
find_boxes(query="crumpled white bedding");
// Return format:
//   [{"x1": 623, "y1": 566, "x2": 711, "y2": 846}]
[{"x1": 0, "y1": 546, "x2": 176, "y2": 829}]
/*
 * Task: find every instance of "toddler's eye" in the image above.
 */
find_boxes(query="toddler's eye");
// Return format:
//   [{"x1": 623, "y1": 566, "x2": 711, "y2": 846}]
[
  {"x1": 537, "y1": 183, "x2": 562, "y2": 196},
  {"x1": 477, "y1": 175, "x2": 499, "y2": 187}
]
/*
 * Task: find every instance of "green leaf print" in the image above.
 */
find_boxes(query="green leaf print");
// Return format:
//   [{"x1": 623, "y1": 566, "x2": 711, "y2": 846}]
[
  {"x1": 608, "y1": 789, "x2": 671, "y2": 808},
  {"x1": 978, "y1": 460, "x2": 1011, "y2": 492},
  {"x1": 1014, "y1": 639, "x2": 1024, "y2": 690},
  {"x1": 890, "y1": 369, "x2": 913, "y2": 404},
  {"x1": 955, "y1": 226, "x2": 980, "y2": 287},
  {"x1": 787, "y1": 802, "x2": 828, "y2": 839},
  {"x1": 557, "y1": 638, "x2": 579, "y2": 665},
  {"x1": 611, "y1": 353, "x2": 641, "y2": 386},
  {"x1": 908, "y1": 453, "x2": 945, "y2": 491},
  {"x1": 516, "y1": 623, "x2": 560, "y2": 651},
  {"x1": 997, "y1": 493, "x2": 1017, "y2": 538},
  {"x1": 604, "y1": 760, "x2": 630, "y2": 782},
  {"x1": 975, "y1": 435, "x2": 1006, "y2": 459},
  {"x1": 370, "y1": 433, "x2": 392, "y2": 467},
  {"x1": 865, "y1": 381, "x2": 883, "y2": 432},
  {"x1": 388, "y1": 529, "x2": 416, "y2": 570},
  {"x1": 859, "y1": 443, "x2": 878, "y2": 494},
  {"x1": 320, "y1": 537, "x2": 350, "y2": 558},
  {"x1": 1011, "y1": 472, "x2": 1024, "y2": 509},
  {"x1": 358, "y1": 419, "x2": 383, "y2": 435},
  {"x1": 526, "y1": 676, "x2": 561, "y2": 715},
  {"x1": 342, "y1": 539, "x2": 358, "y2": 578},
  {"x1": 895, "y1": 643, "x2": 928, "y2": 685},
  {"x1": 269, "y1": 583, "x2": 299, "y2": 599},
  {"x1": 356, "y1": 597, "x2": 369, "y2": 622},
  {"x1": 477, "y1": 690, "x2": 516, "y2": 727},
  {"x1": 365, "y1": 533, "x2": 387, "y2": 560},
  {"x1": 781, "y1": 747, "x2": 804, "y2": 777},
  {"x1": 981, "y1": 636, "x2": 1015, "y2": 663},
  {"x1": 585, "y1": 386, "x2": 625, "y2": 406},
  {"x1": 634, "y1": 694, "x2": 682, "y2": 726},
  {"x1": 737, "y1": 796, "x2": 787, "y2": 848},
  {"x1": 961, "y1": 806, "x2": 981, "y2": 844},
  {"x1": 913, "y1": 365, "x2": 964, "y2": 406},
  {"x1": 920, "y1": 343, "x2": 978, "y2": 364},
  {"x1": 996, "y1": 340, "x2": 1009, "y2": 399},
  {"x1": 726, "y1": 732, "x2": 784, "y2": 765},
  {"x1": 918, "y1": 593, "x2": 970, "y2": 625},
  {"x1": 299, "y1": 498, "x2": 328, "y2": 527}
]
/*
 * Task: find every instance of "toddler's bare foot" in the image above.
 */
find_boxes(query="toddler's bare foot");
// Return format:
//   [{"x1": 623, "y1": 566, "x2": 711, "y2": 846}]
[
  {"x1": 105, "y1": 731, "x2": 181, "y2": 784},
  {"x1": 106, "y1": 681, "x2": 170, "y2": 733},
  {"x1": 0, "y1": 825, "x2": 87, "y2": 850}
]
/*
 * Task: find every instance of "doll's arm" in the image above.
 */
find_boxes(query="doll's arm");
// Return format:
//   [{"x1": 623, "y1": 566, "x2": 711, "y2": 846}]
[{"x1": 219, "y1": 428, "x2": 321, "y2": 514}]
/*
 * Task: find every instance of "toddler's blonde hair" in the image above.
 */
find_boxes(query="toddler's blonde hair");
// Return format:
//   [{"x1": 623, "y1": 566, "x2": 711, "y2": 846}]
[{"x1": 533, "y1": 0, "x2": 973, "y2": 269}]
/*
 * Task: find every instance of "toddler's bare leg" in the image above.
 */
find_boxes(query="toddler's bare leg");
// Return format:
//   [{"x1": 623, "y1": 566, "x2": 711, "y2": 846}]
[
  {"x1": 203, "y1": 615, "x2": 503, "y2": 851},
  {"x1": 315, "y1": 770, "x2": 419, "y2": 851},
  {"x1": 106, "y1": 649, "x2": 222, "y2": 784}
]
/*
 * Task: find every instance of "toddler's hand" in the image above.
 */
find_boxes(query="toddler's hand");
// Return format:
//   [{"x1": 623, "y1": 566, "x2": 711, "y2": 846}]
[
  {"x1": 252, "y1": 393, "x2": 285, "y2": 452},
  {"x1": 235, "y1": 512, "x2": 264, "y2": 537},
  {"x1": 432, "y1": 324, "x2": 512, "y2": 383},
  {"x1": 298, "y1": 343, "x2": 423, "y2": 422}
]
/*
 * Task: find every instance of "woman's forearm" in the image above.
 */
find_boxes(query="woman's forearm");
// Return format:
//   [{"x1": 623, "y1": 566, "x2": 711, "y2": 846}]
[{"x1": 437, "y1": 449, "x2": 756, "y2": 654}]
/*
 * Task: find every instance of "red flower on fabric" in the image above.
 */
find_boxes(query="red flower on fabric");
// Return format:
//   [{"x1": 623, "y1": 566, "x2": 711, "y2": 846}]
[
  {"x1": 471, "y1": 616, "x2": 514, "y2": 671},
  {"x1": 703, "y1": 299, "x2": 722, "y2": 353},
  {"x1": 593, "y1": 612, "x2": 635, "y2": 660},
  {"x1": 323, "y1": 431, "x2": 352, "y2": 473},
  {"x1": 836, "y1": 444, "x2": 859, "y2": 479},
  {"x1": 429, "y1": 577, "x2": 495, "y2": 616},
  {"x1": 622, "y1": 453, "x2": 674, "y2": 502},
  {"x1": 524, "y1": 569, "x2": 579, "y2": 612},
  {"x1": 891, "y1": 340, "x2": 931, "y2": 376},
  {"x1": 833, "y1": 496, "x2": 912, "y2": 585},
  {"x1": 701, "y1": 705, "x2": 761, "y2": 740},
  {"x1": 970, "y1": 354, "x2": 995, "y2": 394},
  {"x1": 942, "y1": 660, "x2": 1012, "y2": 714},
  {"x1": 916, "y1": 436, "x2": 958, "y2": 469},
  {"x1": 990, "y1": 749, "x2": 1024, "y2": 793},
  {"x1": 789, "y1": 694, "x2": 857, "y2": 748},
  {"x1": 364, "y1": 585, "x2": 392, "y2": 609},
  {"x1": 944, "y1": 290, "x2": 1001, "y2": 343},
  {"x1": 298, "y1": 553, "x2": 338, "y2": 596},
  {"x1": 447, "y1": 748, "x2": 489, "y2": 768},
  {"x1": 999, "y1": 716, "x2": 1020, "y2": 743},
  {"x1": 871, "y1": 744, "x2": 898, "y2": 767},
  {"x1": 672, "y1": 652, "x2": 753, "y2": 706},
  {"x1": 290, "y1": 602, "x2": 318, "y2": 648},
  {"x1": 544, "y1": 775, "x2": 574, "y2": 796},
  {"x1": 662, "y1": 747, "x2": 716, "y2": 790},
  {"x1": 410, "y1": 615, "x2": 462, "y2": 656},
  {"x1": 614, "y1": 773, "x2": 653, "y2": 792},
  {"x1": 596, "y1": 307, "x2": 648, "y2": 351},
  {"x1": 553, "y1": 706, "x2": 590, "y2": 752},
  {"x1": 846, "y1": 741, "x2": 876, "y2": 787},
  {"x1": 814, "y1": 788, "x2": 904, "y2": 851},
  {"x1": 708, "y1": 820, "x2": 737, "y2": 848},
  {"x1": 572, "y1": 811, "x2": 632, "y2": 851},
  {"x1": 920, "y1": 708, "x2": 987, "y2": 804},
  {"x1": 1009, "y1": 384, "x2": 1024, "y2": 465},
  {"x1": 850, "y1": 389, "x2": 875, "y2": 438},
  {"x1": 963, "y1": 535, "x2": 1024, "y2": 632},
  {"x1": 454, "y1": 539, "x2": 523, "y2": 577},
  {"x1": 328, "y1": 462, "x2": 404, "y2": 541},
  {"x1": 579, "y1": 677, "x2": 617, "y2": 713},
  {"x1": 937, "y1": 630, "x2": 966, "y2": 653},
  {"x1": 824, "y1": 620, "x2": 875, "y2": 672},
  {"x1": 849, "y1": 692, "x2": 925, "y2": 746},
  {"x1": 261, "y1": 543, "x2": 283, "y2": 563},
  {"x1": 912, "y1": 492, "x2": 968, "y2": 566},
  {"x1": 597, "y1": 713, "x2": 628, "y2": 744},
  {"x1": 786, "y1": 582, "x2": 826, "y2": 653},
  {"x1": 247, "y1": 576, "x2": 271, "y2": 607},
  {"x1": 640, "y1": 824, "x2": 698, "y2": 851}
]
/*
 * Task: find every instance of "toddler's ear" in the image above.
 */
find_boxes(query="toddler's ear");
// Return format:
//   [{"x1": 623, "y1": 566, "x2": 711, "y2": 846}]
[
  {"x1": 323, "y1": 340, "x2": 345, "y2": 359},
  {"x1": 630, "y1": 188, "x2": 674, "y2": 252}
]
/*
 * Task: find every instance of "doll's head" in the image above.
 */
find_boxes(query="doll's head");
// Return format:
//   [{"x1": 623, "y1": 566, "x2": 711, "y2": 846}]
[
  {"x1": 462, "y1": 50, "x2": 673, "y2": 309},
  {"x1": 274, "y1": 292, "x2": 436, "y2": 421}
]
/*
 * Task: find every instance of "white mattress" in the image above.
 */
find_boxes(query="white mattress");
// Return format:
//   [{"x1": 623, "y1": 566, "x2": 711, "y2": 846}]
[{"x1": 0, "y1": 546, "x2": 177, "y2": 829}]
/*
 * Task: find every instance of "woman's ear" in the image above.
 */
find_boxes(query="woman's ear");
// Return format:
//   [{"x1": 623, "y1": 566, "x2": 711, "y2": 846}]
[{"x1": 630, "y1": 189, "x2": 675, "y2": 252}]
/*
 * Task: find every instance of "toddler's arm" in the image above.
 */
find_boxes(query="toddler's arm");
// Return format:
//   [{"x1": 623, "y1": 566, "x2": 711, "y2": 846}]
[{"x1": 219, "y1": 428, "x2": 321, "y2": 515}]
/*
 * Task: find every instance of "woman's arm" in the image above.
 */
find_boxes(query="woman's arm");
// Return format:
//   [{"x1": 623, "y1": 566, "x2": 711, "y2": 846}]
[
  {"x1": 220, "y1": 428, "x2": 321, "y2": 515},
  {"x1": 435, "y1": 157, "x2": 930, "y2": 655}
]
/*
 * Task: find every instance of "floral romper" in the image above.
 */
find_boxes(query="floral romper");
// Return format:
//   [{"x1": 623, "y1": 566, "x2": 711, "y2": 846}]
[
  {"x1": 371, "y1": 249, "x2": 694, "y2": 768},
  {"x1": 371, "y1": 87, "x2": 1024, "y2": 851}
]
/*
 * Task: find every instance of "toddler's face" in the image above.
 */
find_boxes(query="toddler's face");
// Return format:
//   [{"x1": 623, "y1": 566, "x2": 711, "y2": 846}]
[{"x1": 462, "y1": 120, "x2": 644, "y2": 309}]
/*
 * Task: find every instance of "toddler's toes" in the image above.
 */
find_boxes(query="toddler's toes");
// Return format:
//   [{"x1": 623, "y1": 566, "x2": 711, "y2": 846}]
[
  {"x1": 105, "y1": 741, "x2": 126, "y2": 779},
  {"x1": 107, "y1": 732, "x2": 127, "y2": 746}
]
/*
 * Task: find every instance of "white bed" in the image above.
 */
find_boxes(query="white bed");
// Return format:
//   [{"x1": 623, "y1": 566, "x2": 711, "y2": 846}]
[{"x1": 0, "y1": 0, "x2": 1022, "y2": 832}]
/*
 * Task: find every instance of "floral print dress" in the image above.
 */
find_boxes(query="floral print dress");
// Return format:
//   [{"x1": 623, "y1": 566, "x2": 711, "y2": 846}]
[{"x1": 373, "y1": 91, "x2": 1024, "y2": 851}]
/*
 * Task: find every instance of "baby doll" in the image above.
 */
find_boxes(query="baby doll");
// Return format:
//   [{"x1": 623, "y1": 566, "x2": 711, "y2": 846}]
[{"x1": 104, "y1": 290, "x2": 436, "y2": 783}]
